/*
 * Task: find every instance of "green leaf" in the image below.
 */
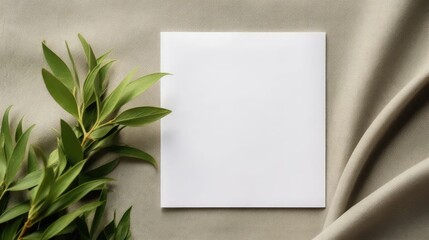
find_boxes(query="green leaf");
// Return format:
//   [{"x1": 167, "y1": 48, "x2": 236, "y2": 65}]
[
  {"x1": 95, "y1": 125, "x2": 119, "y2": 143},
  {"x1": 99, "y1": 69, "x2": 136, "y2": 121},
  {"x1": 90, "y1": 126, "x2": 122, "y2": 152},
  {"x1": 42, "y1": 42, "x2": 74, "y2": 91},
  {"x1": 0, "y1": 216, "x2": 22, "y2": 240},
  {"x1": 7, "y1": 169, "x2": 42, "y2": 191},
  {"x1": 22, "y1": 232, "x2": 43, "y2": 240},
  {"x1": 32, "y1": 167, "x2": 54, "y2": 207},
  {"x1": 41, "y1": 201, "x2": 103, "y2": 240},
  {"x1": 78, "y1": 34, "x2": 97, "y2": 71},
  {"x1": 50, "y1": 160, "x2": 85, "y2": 199},
  {"x1": 59, "y1": 222, "x2": 78, "y2": 235},
  {"x1": 115, "y1": 207, "x2": 132, "y2": 240},
  {"x1": 33, "y1": 146, "x2": 48, "y2": 167},
  {"x1": 83, "y1": 102, "x2": 98, "y2": 129},
  {"x1": 83, "y1": 65, "x2": 102, "y2": 104},
  {"x1": 115, "y1": 107, "x2": 171, "y2": 127},
  {"x1": 94, "y1": 85, "x2": 102, "y2": 118},
  {"x1": 42, "y1": 179, "x2": 110, "y2": 218},
  {"x1": 91, "y1": 187, "x2": 108, "y2": 236},
  {"x1": 1, "y1": 106, "x2": 13, "y2": 159},
  {"x1": 85, "y1": 159, "x2": 119, "y2": 178},
  {"x1": 4, "y1": 125, "x2": 35, "y2": 184},
  {"x1": 97, "y1": 61, "x2": 114, "y2": 93},
  {"x1": 96, "y1": 232, "x2": 107, "y2": 240},
  {"x1": 90, "y1": 125, "x2": 115, "y2": 140},
  {"x1": 27, "y1": 146, "x2": 39, "y2": 173},
  {"x1": 47, "y1": 148, "x2": 59, "y2": 167},
  {"x1": 75, "y1": 216, "x2": 91, "y2": 239},
  {"x1": 15, "y1": 117, "x2": 23, "y2": 143},
  {"x1": 0, "y1": 135, "x2": 7, "y2": 180},
  {"x1": 83, "y1": 60, "x2": 115, "y2": 106},
  {"x1": 65, "y1": 40, "x2": 80, "y2": 87},
  {"x1": 0, "y1": 191, "x2": 10, "y2": 214},
  {"x1": 61, "y1": 120, "x2": 83, "y2": 164},
  {"x1": 118, "y1": 73, "x2": 170, "y2": 107},
  {"x1": 97, "y1": 218, "x2": 115, "y2": 240},
  {"x1": 57, "y1": 146, "x2": 67, "y2": 175},
  {"x1": 42, "y1": 69, "x2": 79, "y2": 117},
  {"x1": 0, "y1": 202, "x2": 29, "y2": 224},
  {"x1": 107, "y1": 145, "x2": 157, "y2": 168},
  {"x1": 96, "y1": 49, "x2": 112, "y2": 63}
]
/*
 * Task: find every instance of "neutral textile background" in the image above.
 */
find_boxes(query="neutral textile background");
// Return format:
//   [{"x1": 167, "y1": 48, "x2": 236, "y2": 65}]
[{"x1": 0, "y1": 0, "x2": 428, "y2": 239}]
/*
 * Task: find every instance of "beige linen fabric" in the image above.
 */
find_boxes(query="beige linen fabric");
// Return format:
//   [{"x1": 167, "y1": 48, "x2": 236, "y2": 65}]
[{"x1": 0, "y1": 0, "x2": 428, "y2": 239}]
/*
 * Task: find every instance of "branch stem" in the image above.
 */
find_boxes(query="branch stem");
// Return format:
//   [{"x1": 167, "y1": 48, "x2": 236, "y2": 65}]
[{"x1": 17, "y1": 217, "x2": 32, "y2": 240}]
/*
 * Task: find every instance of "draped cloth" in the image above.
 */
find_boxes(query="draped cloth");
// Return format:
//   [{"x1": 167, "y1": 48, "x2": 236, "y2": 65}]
[{"x1": 0, "y1": 0, "x2": 428, "y2": 239}]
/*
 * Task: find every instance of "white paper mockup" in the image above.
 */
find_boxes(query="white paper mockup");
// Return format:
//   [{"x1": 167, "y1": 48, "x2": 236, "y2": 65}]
[{"x1": 160, "y1": 32, "x2": 325, "y2": 208}]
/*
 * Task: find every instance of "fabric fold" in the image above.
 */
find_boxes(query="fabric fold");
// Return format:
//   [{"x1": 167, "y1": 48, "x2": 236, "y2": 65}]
[
  {"x1": 315, "y1": 157, "x2": 429, "y2": 240},
  {"x1": 324, "y1": 71, "x2": 429, "y2": 227}
]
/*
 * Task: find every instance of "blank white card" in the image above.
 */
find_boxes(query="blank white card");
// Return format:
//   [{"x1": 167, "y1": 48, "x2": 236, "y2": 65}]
[{"x1": 160, "y1": 32, "x2": 325, "y2": 208}]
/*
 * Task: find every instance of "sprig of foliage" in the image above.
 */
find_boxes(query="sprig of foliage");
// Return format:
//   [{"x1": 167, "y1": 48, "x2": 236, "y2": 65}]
[{"x1": 0, "y1": 34, "x2": 170, "y2": 239}]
